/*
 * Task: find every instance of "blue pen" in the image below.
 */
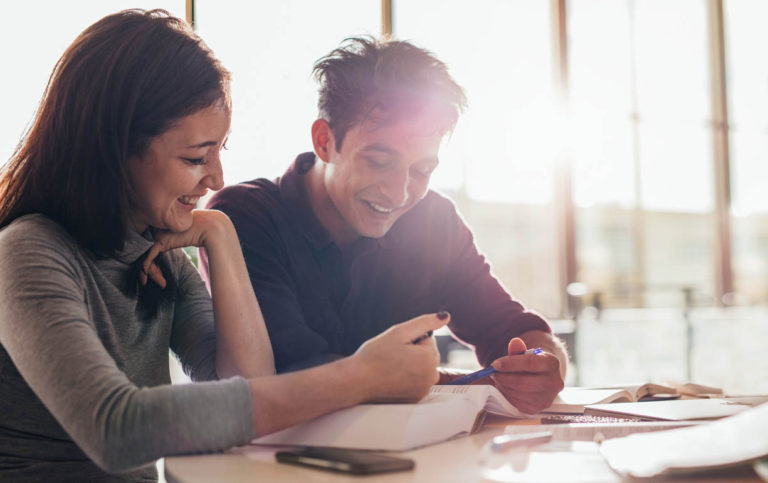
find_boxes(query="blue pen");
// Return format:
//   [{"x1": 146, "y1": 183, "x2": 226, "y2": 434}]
[{"x1": 446, "y1": 348, "x2": 543, "y2": 385}]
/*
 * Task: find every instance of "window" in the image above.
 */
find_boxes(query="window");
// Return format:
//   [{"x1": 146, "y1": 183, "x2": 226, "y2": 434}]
[
  {"x1": 569, "y1": 0, "x2": 715, "y2": 308},
  {"x1": 194, "y1": 0, "x2": 380, "y2": 185},
  {"x1": 0, "y1": 1, "x2": 185, "y2": 165},
  {"x1": 394, "y1": 0, "x2": 561, "y2": 317},
  {"x1": 725, "y1": 0, "x2": 768, "y2": 305}
]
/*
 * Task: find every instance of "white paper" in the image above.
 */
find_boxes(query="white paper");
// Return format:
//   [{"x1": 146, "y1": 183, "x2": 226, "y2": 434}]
[
  {"x1": 504, "y1": 421, "x2": 697, "y2": 441},
  {"x1": 600, "y1": 401, "x2": 768, "y2": 477}
]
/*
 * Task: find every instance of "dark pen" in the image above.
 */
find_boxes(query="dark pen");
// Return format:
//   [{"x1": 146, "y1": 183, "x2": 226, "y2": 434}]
[
  {"x1": 411, "y1": 330, "x2": 433, "y2": 344},
  {"x1": 412, "y1": 311, "x2": 449, "y2": 344}
]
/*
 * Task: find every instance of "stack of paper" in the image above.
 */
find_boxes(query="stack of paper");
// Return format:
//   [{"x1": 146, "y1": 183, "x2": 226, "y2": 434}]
[{"x1": 600, "y1": 401, "x2": 768, "y2": 477}]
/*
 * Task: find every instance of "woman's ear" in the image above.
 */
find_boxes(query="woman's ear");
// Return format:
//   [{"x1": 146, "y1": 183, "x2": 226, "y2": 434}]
[{"x1": 311, "y1": 119, "x2": 334, "y2": 163}]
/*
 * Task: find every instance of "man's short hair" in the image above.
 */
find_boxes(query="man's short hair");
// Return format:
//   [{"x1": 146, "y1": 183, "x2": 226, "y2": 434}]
[{"x1": 313, "y1": 36, "x2": 467, "y2": 150}]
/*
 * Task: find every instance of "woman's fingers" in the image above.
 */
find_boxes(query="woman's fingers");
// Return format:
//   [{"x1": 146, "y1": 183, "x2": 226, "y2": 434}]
[
  {"x1": 139, "y1": 260, "x2": 166, "y2": 288},
  {"x1": 146, "y1": 261, "x2": 166, "y2": 288}
]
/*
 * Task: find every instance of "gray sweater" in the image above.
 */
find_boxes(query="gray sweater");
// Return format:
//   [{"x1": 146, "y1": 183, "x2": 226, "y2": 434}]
[{"x1": 0, "y1": 215, "x2": 255, "y2": 482}]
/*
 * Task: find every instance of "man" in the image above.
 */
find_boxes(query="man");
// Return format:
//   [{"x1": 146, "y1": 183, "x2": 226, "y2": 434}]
[{"x1": 203, "y1": 37, "x2": 566, "y2": 414}]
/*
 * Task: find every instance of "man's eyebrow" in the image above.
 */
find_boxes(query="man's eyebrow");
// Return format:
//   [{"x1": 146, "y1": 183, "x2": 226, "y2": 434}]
[{"x1": 362, "y1": 143, "x2": 439, "y2": 165}]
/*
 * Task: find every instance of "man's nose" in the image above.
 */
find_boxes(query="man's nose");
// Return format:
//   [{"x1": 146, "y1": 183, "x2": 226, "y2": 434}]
[{"x1": 381, "y1": 167, "x2": 409, "y2": 206}]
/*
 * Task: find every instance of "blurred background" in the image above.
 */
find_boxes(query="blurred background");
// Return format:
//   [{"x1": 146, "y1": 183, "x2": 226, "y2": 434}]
[{"x1": 2, "y1": 0, "x2": 767, "y2": 394}]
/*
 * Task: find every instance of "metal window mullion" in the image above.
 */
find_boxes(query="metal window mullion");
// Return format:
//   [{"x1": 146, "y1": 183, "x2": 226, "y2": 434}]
[
  {"x1": 186, "y1": 0, "x2": 195, "y2": 28},
  {"x1": 628, "y1": 0, "x2": 646, "y2": 308},
  {"x1": 551, "y1": 0, "x2": 576, "y2": 318},
  {"x1": 382, "y1": 0, "x2": 393, "y2": 36},
  {"x1": 707, "y1": 0, "x2": 733, "y2": 305}
]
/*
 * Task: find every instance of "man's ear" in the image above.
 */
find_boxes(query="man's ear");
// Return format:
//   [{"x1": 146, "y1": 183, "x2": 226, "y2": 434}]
[{"x1": 311, "y1": 119, "x2": 334, "y2": 163}]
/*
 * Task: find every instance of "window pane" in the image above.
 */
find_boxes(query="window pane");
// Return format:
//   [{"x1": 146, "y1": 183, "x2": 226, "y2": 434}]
[
  {"x1": 634, "y1": 0, "x2": 710, "y2": 123},
  {"x1": 638, "y1": 124, "x2": 713, "y2": 213},
  {"x1": 570, "y1": 0, "x2": 715, "y2": 308},
  {"x1": 195, "y1": 1, "x2": 380, "y2": 185},
  {"x1": 724, "y1": 0, "x2": 768, "y2": 130},
  {"x1": 0, "y1": 2, "x2": 186, "y2": 165},
  {"x1": 725, "y1": 0, "x2": 768, "y2": 302},
  {"x1": 634, "y1": 0, "x2": 712, "y2": 212},
  {"x1": 643, "y1": 211, "x2": 715, "y2": 307},
  {"x1": 395, "y1": 0, "x2": 554, "y2": 204},
  {"x1": 634, "y1": 0, "x2": 715, "y2": 305},
  {"x1": 569, "y1": 0, "x2": 635, "y2": 208},
  {"x1": 575, "y1": 206, "x2": 638, "y2": 307},
  {"x1": 394, "y1": 0, "x2": 560, "y2": 316}
]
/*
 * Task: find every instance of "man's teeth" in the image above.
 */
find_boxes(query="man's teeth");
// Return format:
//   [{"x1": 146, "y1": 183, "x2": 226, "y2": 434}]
[
  {"x1": 365, "y1": 201, "x2": 393, "y2": 214},
  {"x1": 178, "y1": 196, "x2": 199, "y2": 205}
]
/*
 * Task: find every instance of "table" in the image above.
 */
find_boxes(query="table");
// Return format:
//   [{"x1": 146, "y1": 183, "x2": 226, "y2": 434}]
[{"x1": 164, "y1": 425, "x2": 761, "y2": 482}]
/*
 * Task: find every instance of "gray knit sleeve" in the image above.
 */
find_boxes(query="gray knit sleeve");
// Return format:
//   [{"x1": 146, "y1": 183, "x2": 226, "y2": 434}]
[
  {"x1": 167, "y1": 248, "x2": 219, "y2": 381},
  {"x1": 0, "y1": 217, "x2": 255, "y2": 472}
]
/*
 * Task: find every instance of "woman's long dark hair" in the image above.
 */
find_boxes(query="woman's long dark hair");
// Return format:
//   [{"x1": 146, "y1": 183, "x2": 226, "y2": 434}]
[{"x1": 0, "y1": 9, "x2": 230, "y2": 256}]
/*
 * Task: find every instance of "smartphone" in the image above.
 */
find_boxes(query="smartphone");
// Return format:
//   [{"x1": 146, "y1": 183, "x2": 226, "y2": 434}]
[{"x1": 275, "y1": 447, "x2": 415, "y2": 475}]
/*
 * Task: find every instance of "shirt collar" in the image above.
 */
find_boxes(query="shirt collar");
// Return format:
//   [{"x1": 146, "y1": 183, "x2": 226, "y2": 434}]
[
  {"x1": 114, "y1": 228, "x2": 155, "y2": 264},
  {"x1": 278, "y1": 152, "x2": 399, "y2": 252},
  {"x1": 279, "y1": 152, "x2": 335, "y2": 250}
]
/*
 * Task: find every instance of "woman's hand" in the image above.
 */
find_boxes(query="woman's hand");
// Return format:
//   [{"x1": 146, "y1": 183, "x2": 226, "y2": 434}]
[
  {"x1": 140, "y1": 209, "x2": 232, "y2": 287},
  {"x1": 351, "y1": 312, "x2": 449, "y2": 403},
  {"x1": 245, "y1": 313, "x2": 449, "y2": 436}
]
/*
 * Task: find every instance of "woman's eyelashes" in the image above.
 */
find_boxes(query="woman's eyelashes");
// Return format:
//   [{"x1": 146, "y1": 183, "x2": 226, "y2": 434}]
[{"x1": 181, "y1": 139, "x2": 228, "y2": 165}]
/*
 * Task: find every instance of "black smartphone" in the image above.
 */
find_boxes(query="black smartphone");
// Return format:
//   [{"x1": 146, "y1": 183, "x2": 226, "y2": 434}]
[{"x1": 275, "y1": 447, "x2": 415, "y2": 475}]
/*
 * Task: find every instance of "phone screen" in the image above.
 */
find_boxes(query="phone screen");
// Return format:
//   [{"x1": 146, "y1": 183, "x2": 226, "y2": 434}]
[{"x1": 275, "y1": 447, "x2": 415, "y2": 474}]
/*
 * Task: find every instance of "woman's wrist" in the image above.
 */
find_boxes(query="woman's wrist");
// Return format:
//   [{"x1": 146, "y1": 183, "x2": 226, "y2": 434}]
[
  {"x1": 196, "y1": 210, "x2": 235, "y2": 249},
  {"x1": 333, "y1": 355, "x2": 377, "y2": 405}
]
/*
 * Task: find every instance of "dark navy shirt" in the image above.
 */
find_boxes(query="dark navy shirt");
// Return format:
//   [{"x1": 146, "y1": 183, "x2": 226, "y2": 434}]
[{"x1": 204, "y1": 153, "x2": 550, "y2": 372}]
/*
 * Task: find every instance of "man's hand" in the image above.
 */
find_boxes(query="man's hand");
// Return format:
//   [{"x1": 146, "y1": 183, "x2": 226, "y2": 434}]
[{"x1": 489, "y1": 334, "x2": 565, "y2": 414}]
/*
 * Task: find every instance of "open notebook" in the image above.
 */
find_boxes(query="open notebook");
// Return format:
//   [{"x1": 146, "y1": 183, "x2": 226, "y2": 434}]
[
  {"x1": 250, "y1": 384, "x2": 708, "y2": 451},
  {"x1": 543, "y1": 382, "x2": 724, "y2": 414}
]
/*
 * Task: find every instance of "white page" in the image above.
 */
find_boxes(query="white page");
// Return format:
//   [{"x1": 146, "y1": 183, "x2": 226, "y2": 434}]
[
  {"x1": 429, "y1": 385, "x2": 529, "y2": 417},
  {"x1": 251, "y1": 387, "x2": 484, "y2": 450},
  {"x1": 504, "y1": 421, "x2": 697, "y2": 441},
  {"x1": 600, "y1": 401, "x2": 768, "y2": 477}
]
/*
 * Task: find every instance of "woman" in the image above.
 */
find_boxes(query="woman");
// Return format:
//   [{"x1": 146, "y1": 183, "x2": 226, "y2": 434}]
[{"x1": 0, "y1": 9, "x2": 446, "y2": 482}]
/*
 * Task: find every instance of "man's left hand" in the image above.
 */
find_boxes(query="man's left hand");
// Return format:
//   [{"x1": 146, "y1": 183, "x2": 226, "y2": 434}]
[{"x1": 489, "y1": 336, "x2": 565, "y2": 414}]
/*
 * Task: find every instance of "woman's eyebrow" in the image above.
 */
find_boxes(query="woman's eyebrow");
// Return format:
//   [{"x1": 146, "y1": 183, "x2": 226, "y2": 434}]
[{"x1": 185, "y1": 140, "x2": 218, "y2": 149}]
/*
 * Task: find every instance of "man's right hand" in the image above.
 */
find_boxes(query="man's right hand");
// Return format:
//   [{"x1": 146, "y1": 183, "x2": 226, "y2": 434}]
[{"x1": 352, "y1": 312, "x2": 449, "y2": 403}]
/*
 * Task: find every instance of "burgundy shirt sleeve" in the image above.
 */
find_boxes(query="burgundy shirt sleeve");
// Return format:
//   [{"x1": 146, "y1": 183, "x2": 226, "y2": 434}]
[
  {"x1": 435, "y1": 198, "x2": 551, "y2": 367},
  {"x1": 203, "y1": 184, "x2": 336, "y2": 372}
]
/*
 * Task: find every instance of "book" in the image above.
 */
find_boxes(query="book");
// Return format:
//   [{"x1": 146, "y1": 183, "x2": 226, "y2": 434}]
[
  {"x1": 584, "y1": 396, "x2": 768, "y2": 421},
  {"x1": 583, "y1": 381, "x2": 723, "y2": 401},
  {"x1": 600, "y1": 400, "x2": 768, "y2": 478},
  {"x1": 248, "y1": 384, "x2": 730, "y2": 451},
  {"x1": 540, "y1": 382, "x2": 724, "y2": 415},
  {"x1": 251, "y1": 385, "x2": 527, "y2": 451}
]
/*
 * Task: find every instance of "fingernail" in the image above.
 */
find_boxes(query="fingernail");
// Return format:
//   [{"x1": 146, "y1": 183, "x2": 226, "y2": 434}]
[{"x1": 437, "y1": 311, "x2": 449, "y2": 320}]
